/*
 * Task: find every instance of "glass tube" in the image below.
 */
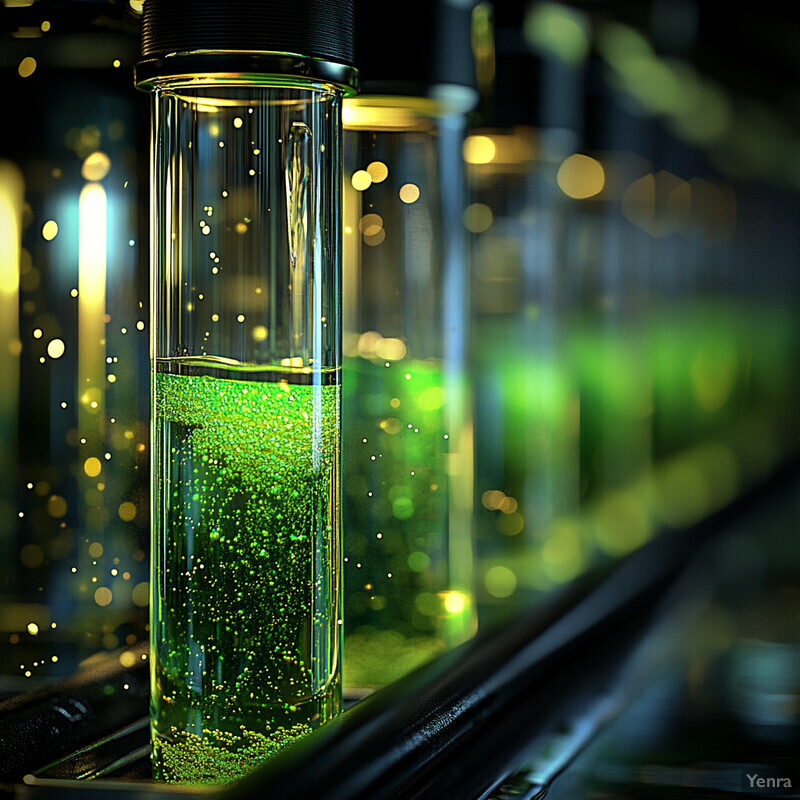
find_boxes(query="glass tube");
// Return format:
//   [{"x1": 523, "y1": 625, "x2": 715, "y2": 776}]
[
  {"x1": 341, "y1": 97, "x2": 475, "y2": 688},
  {"x1": 148, "y1": 81, "x2": 342, "y2": 783}
]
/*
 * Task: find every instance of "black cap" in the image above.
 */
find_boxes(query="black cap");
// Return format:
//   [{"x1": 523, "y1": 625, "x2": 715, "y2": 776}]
[
  {"x1": 356, "y1": 0, "x2": 477, "y2": 103},
  {"x1": 135, "y1": 0, "x2": 358, "y2": 94}
]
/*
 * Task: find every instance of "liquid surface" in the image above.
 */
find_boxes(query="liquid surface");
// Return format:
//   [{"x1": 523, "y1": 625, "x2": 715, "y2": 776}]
[{"x1": 152, "y1": 361, "x2": 340, "y2": 783}]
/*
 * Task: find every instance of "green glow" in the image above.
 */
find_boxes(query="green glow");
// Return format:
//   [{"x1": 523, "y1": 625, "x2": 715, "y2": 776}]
[
  {"x1": 484, "y1": 565, "x2": 517, "y2": 599},
  {"x1": 152, "y1": 363, "x2": 340, "y2": 783},
  {"x1": 524, "y1": 1, "x2": 590, "y2": 66},
  {"x1": 592, "y1": 490, "x2": 652, "y2": 557},
  {"x1": 343, "y1": 629, "x2": 444, "y2": 688},
  {"x1": 540, "y1": 517, "x2": 585, "y2": 584},
  {"x1": 596, "y1": 20, "x2": 653, "y2": 70},
  {"x1": 472, "y1": 301, "x2": 800, "y2": 597},
  {"x1": 342, "y1": 357, "x2": 473, "y2": 686}
]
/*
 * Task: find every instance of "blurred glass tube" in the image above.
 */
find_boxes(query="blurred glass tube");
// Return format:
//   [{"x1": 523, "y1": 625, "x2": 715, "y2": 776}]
[
  {"x1": 572, "y1": 55, "x2": 657, "y2": 503},
  {"x1": 468, "y1": 2, "x2": 588, "y2": 604},
  {"x1": 342, "y1": 0, "x2": 478, "y2": 689}
]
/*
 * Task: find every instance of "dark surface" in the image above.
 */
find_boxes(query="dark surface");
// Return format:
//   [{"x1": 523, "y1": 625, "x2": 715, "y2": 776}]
[
  {"x1": 0, "y1": 644, "x2": 149, "y2": 784},
  {"x1": 491, "y1": 468, "x2": 800, "y2": 799},
  {"x1": 355, "y1": 0, "x2": 478, "y2": 95}
]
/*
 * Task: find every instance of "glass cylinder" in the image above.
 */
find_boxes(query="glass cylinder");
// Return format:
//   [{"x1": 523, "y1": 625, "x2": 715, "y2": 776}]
[
  {"x1": 144, "y1": 77, "x2": 346, "y2": 783},
  {"x1": 341, "y1": 96, "x2": 475, "y2": 688}
]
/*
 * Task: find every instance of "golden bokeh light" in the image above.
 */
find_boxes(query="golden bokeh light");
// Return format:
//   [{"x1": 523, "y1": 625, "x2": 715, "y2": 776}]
[
  {"x1": 351, "y1": 170, "x2": 372, "y2": 191},
  {"x1": 119, "y1": 650, "x2": 137, "y2": 667},
  {"x1": 81, "y1": 152, "x2": 111, "y2": 182},
  {"x1": 42, "y1": 220, "x2": 58, "y2": 241},
  {"x1": 46, "y1": 338, "x2": 65, "y2": 359},
  {"x1": 557, "y1": 154, "x2": 605, "y2": 199},
  {"x1": 18, "y1": 57, "x2": 37, "y2": 78},
  {"x1": 366, "y1": 161, "x2": 389, "y2": 183},
  {"x1": 46, "y1": 495, "x2": 67, "y2": 518},
  {"x1": 463, "y1": 135, "x2": 496, "y2": 164},
  {"x1": 364, "y1": 229, "x2": 386, "y2": 247},
  {"x1": 84, "y1": 457, "x2": 102, "y2": 478},
  {"x1": 94, "y1": 587, "x2": 113, "y2": 607},
  {"x1": 359, "y1": 213, "x2": 384, "y2": 237},
  {"x1": 398, "y1": 183, "x2": 420, "y2": 204}
]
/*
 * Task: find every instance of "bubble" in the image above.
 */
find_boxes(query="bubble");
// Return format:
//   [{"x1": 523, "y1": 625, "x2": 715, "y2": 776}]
[
  {"x1": 46, "y1": 495, "x2": 67, "y2": 518},
  {"x1": 399, "y1": 183, "x2": 420, "y2": 204},
  {"x1": 84, "y1": 457, "x2": 102, "y2": 477},
  {"x1": 132, "y1": 581, "x2": 149, "y2": 607},
  {"x1": 366, "y1": 161, "x2": 388, "y2": 183},
  {"x1": 18, "y1": 57, "x2": 37, "y2": 78},
  {"x1": 358, "y1": 213, "x2": 383, "y2": 236},
  {"x1": 351, "y1": 170, "x2": 372, "y2": 191},
  {"x1": 119, "y1": 650, "x2": 137, "y2": 667},
  {"x1": 81, "y1": 152, "x2": 111, "y2": 182},
  {"x1": 46, "y1": 338, "x2": 65, "y2": 359},
  {"x1": 463, "y1": 203, "x2": 493, "y2": 233},
  {"x1": 94, "y1": 587, "x2": 112, "y2": 606}
]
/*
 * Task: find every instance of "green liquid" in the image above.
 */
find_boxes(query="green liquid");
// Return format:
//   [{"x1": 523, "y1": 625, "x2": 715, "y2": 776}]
[
  {"x1": 342, "y1": 357, "x2": 473, "y2": 687},
  {"x1": 152, "y1": 361, "x2": 340, "y2": 784}
]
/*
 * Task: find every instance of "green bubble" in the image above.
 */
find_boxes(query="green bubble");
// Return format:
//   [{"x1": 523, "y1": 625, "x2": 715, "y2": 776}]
[
  {"x1": 392, "y1": 496, "x2": 415, "y2": 520},
  {"x1": 407, "y1": 551, "x2": 431, "y2": 572}
]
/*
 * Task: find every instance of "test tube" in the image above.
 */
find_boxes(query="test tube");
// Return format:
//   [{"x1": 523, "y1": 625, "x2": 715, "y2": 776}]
[
  {"x1": 135, "y1": 0, "x2": 357, "y2": 784},
  {"x1": 341, "y1": 0, "x2": 477, "y2": 688},
  {"x1": 468, "y1": 1, "x2": 587, "y2": 602}
]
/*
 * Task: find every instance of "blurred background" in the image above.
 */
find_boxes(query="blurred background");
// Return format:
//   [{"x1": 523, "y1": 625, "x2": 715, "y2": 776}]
[{"x1": 0, "y1": 0, "x2": 798, "y2": 716}]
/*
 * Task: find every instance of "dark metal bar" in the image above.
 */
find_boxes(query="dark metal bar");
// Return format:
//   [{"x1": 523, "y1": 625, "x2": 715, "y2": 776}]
[{"x1": 0, "y1": 644, "x2": 149, "y2": 784}]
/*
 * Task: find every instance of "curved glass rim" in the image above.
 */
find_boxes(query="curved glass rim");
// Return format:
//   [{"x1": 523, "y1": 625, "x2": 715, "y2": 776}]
[{"x1": 135, "y1": 50, "x2": 359, "y2": 96}]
